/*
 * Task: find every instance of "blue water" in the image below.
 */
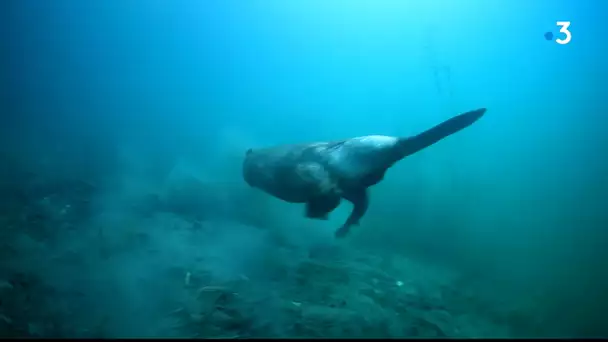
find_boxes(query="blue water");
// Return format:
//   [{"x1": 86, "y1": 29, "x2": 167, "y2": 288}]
[{"x1": 1, "y1": 0, "x2": 606, "y2": 338}]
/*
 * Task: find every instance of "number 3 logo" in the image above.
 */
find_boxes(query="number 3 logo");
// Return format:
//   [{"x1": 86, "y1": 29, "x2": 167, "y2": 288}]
[{"x1": 556, "y1": 21, "x2": 572, "y2": 45}]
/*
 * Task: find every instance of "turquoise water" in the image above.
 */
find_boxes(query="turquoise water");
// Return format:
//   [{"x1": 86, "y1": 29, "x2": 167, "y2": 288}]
[{"x1": 1, "y1": 0, "x2": 606, "y2": 337}]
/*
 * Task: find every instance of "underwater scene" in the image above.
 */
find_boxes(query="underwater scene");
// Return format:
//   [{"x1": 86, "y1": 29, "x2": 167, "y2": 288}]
[{"x1": 1, "y1": 0, "x2": 606, "y2": 338}]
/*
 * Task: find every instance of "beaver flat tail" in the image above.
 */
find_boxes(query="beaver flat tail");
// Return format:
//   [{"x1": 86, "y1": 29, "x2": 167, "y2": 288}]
[{"x1": 397, "y1": 108, "x2": 486, "y2": 158}]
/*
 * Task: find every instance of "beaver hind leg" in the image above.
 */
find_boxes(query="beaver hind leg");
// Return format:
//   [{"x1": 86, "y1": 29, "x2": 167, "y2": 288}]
[
  {"x1": 335, "y1": 188, "x2": 369, "y2": 238},
  {"x1": 305, "y1": 195, "x2": 341, "y2": 220}
]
